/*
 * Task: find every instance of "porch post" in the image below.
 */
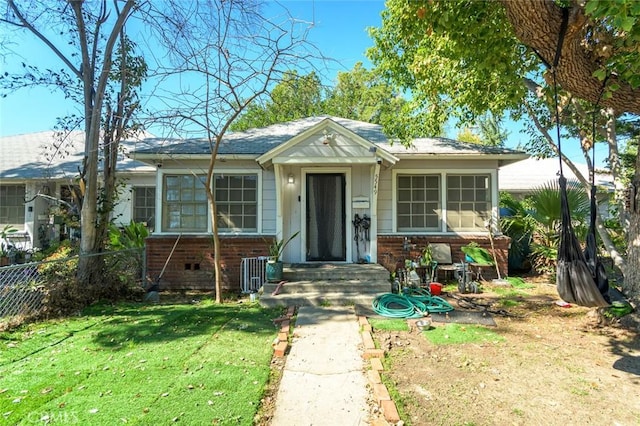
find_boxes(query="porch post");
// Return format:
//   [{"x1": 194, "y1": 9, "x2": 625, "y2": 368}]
[
  {"x1": 274, "y1": 164, "x2": 284, "y2": 240},
  {"x1": 369, "y1": 162, "x2": 380, "y2": 263}
]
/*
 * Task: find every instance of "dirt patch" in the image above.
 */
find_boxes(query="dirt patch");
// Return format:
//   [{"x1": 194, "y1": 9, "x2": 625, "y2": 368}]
[{"x1": 373, "y1": 280, "x2": 640, "y2": 426}]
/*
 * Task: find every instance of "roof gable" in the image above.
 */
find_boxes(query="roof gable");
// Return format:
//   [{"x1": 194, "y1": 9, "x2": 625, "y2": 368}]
[{"x1": 256, "y1": 117, "x2": 398, "y2": 167}]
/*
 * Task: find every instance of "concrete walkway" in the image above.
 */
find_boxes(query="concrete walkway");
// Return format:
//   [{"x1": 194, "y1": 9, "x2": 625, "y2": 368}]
[{"x1": 271, "y1": 306, "x2": 370, "y2": 426}]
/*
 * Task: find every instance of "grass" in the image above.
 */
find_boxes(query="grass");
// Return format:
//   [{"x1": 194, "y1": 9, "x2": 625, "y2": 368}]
[
  {"x1": 1, "y1": 300, "x2": 282, "y2": 425},
  {"x1": 368, "y1": 318, "x2": 409, "y2": 331},
  {"x1": 423, "y1": 323, "x2": 504, "y2": 345}
]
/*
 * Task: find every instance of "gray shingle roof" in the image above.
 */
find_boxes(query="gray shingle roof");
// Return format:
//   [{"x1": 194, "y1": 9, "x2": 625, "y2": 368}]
[
  {"x1": 0, "y1": 130, "x2": 155, "y2": 180},
  {"x1": 133, "y1": 116, "x2": 526, "y2": 158}
]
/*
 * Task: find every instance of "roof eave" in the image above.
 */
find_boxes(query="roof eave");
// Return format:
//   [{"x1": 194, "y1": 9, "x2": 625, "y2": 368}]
[
  {"x1": 393, "y1": 153, "x2": 529, "y2": 164},
  {"x1": 129, "y1": 153, "x2": 259, "y2": 162}
]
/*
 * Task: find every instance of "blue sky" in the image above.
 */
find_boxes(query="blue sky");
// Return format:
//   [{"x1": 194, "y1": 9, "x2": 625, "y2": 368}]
[{"x1": 0, "y1": 0, "x2": 606, "y2": 166}]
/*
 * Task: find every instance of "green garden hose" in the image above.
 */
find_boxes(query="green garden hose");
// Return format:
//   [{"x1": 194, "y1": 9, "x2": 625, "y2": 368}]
[{"x1": 372, "y1": 288, "x2": 454, "y2": 319}]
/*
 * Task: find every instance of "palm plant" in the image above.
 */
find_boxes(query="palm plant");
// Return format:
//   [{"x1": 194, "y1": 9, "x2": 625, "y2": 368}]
[
  {"x1": 527, "y1": 180, "x2": 589, "y2": 275},
  {"x1": 500, "y1": 192, "x2": 535, "y2": 271}
]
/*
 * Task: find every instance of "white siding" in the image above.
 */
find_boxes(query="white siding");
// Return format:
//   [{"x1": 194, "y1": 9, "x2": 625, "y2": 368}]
[
  {"x1": 377, "y1": 168, "x2": 394, "y2": 233},
  {"x1": 113, "y1": 175, "x2": 156, "y2": 226},
  {"x1": 261, "y1": 170, "x2": 277, "y2": 235}
]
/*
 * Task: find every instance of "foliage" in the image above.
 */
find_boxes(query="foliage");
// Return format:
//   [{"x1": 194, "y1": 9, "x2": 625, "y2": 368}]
[
  {"x1": 368, "y1": 0, "x2": 532, "y2": 133},
  {"x1": 457, "y1": 112, "x2": 509, "y2": 146},
  {"x1": 36, "y1": 242, "x2": 143, "y2": 316},
  {"x1": 368, "y1": 0, "x2": 640, "y2": 129},
  {"x1": 108, "y1": 221, "x2": 149, "y2": 283},
  {"x1": 231, "y1": 71, "x2": 324, "y2": 131},
  {"x1": 108, "y1": 221, "x2": 150, "y2": 250},
  {"x1": 499, "y1": 192, "x2": 535, "y2": 272},
  {"x1": 528, "y1": 181, "x2": 584, "y2": 275},
  {"x1": 461, "y1": 242, "x2": 494, "y2": 265},
  {"x1": 0, "y1": 302, "x2": 280, "y2": 424},
  {"x1": 0, "y1": 224, "x2": 18, "y2": 257},
  {"x1": 268, "y1": 231, "x2": 300, "y2": 262},
  {"x1": 36, "y1": 242, "x2": 85, "y2": 315},
  {"x1": 232, "y1": 63, "x2": 433, "y2": 140}
]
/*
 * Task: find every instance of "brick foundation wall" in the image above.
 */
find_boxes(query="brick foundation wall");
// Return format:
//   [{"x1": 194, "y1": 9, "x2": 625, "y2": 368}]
[
  {"x1": 146, "y1": 234, "x2": 511, "y2": 292},
  {"x1": 146, "y1": 235, "x2": 271, "y2": 293},
  {"x1": 377, "y1": 235, "x2": 510, "y2": 280}
]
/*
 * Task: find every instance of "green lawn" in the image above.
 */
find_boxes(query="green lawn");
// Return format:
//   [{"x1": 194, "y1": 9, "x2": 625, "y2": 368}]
[{"x1": 0, "y1": 300, "x2": 282, "y2": 425}]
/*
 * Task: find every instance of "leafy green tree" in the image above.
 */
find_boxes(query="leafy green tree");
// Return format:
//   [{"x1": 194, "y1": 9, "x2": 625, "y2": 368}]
[
  {"x1": 231, "y1": 71, "x2": 324, "y2": 131},
  {"x1": 368, "y1": 0, "x2": 640, "y2": 304},
  {"x1": 233, "y1": 62, "x2": 433, "y2": 139}
]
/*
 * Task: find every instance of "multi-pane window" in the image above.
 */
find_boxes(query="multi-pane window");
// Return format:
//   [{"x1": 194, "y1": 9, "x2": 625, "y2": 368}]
[
  {"x1": 133, "y1": 187, "x2": 156, "y2": 231},
  {"x1": 163, "y1": 175, "x2": 208, "y2": 231},
  {"x1": 214, "y1": 175, "x2": 257, "y2": 232},
  {"x1": 396, "y1": 175, "x2": 440, "y2": 231},
  {"x1": 396, "y1": 173, "x2": 491, "y2": 232},
  {"x1": 446, "y1": 175, "x2": 490, "y2": 231},
  {"x1": 0, "y1": 185, "x2": 26, "y2": 228}
]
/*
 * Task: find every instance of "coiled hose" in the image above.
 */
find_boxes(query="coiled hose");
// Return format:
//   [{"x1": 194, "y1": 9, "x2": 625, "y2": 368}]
[{"x1": 372, "y1": 288, "x2": 454, "y2": 318}]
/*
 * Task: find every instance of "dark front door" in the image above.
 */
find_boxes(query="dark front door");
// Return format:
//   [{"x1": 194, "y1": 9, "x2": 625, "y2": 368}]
[{"x1": 306, "y1": 173, "x2": 346, "y2": 261}]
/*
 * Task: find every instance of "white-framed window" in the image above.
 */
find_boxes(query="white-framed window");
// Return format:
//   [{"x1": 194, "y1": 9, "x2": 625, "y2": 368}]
[
  {"x1": 395, "y1": 171, "x2": 492, "y2": 232},
  {"x1": 0, "y1": 184, "x2": 26, "y2": 228},
  {"x1": 162, "y1": 175, "x2": 208, "y2": 232},
  {"x1": 160, "y1": 173, "x2": 259, "y2": 233},
  {"x1": 397, "y1": 175, "x2": 441, "y2": 231},
  {"x1": 214, "y1": 174, "x2": 258, "y2": 232},
  {"x1": 446, "y1": 174, "x2": 490, "y2": 231},
  {"x1": 133, "y1": 187, "x2": 156, "y2": 231}
]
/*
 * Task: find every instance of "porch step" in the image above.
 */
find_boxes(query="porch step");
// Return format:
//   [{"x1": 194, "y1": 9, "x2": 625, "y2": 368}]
[
  {"x1": 262, "y1": 280, "x2": 390, "y2": 295},
  {"x1": 258, "y1": 263, "x2": 391, "y2": 316},
  {"x1": 283, "y1": 263, "x2": 390, "y2": 282}
]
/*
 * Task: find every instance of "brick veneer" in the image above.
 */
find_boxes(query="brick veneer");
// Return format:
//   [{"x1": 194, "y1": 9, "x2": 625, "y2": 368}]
[
  {"x1": 146, "y1": 234, "x2": 510, "y2": 293},
  {"x1": 377, "y1": 235, "x2": 510, "y2": 280},
  {"x1": 146, "y1": 235, "x2": 270, "y2": 292}
]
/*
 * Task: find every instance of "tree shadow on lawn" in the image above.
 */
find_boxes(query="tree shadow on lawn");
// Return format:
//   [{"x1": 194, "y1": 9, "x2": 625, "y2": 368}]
[{"x1": 82, "y1": 301, "x2": 283, "y2": 350}]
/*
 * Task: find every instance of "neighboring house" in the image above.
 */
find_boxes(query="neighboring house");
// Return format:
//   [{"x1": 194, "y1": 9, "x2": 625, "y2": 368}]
[
  {"x1": 0, "y1": 131, "x2": 156, "y2": 255},
  {"x1": 131, "y1": 116, "x2": 528, "y2": 291},
  {"x1": 499, "y1": 156, "x2": 614, "y2": 217}
]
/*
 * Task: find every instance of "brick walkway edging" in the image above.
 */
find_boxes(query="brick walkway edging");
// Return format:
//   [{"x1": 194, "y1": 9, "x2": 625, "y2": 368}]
[
  {"x1": 272, "y1": 306, "x2": 296, "y2": 357},
  {"x1": 358, "y1": 316, "x2": 402, "y2": 425}
]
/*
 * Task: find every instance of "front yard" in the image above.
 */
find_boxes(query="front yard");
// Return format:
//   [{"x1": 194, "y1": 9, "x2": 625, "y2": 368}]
[{"x1": 0, "y1": 300, "x2": 281, "y2": 425}]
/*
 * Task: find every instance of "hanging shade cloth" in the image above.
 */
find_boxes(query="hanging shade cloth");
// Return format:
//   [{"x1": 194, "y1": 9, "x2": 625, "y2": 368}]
[{"x1": 556, "y1": 176, "x2": 610, "y2": 307}]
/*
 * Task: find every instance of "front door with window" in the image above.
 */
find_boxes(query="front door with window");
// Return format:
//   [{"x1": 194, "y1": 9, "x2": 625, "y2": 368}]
[{"x1": 306, "y1": 173, "x2": 346, "y2": 261}]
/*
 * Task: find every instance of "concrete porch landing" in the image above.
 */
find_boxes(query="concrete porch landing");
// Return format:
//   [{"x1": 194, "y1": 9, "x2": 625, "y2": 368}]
[{"x1": 258, "y1": 263, "x2": 390, "y2": 315}]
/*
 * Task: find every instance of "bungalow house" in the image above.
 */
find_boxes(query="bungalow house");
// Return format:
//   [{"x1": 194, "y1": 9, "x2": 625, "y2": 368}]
[
  {"x1": 0, "y1": 130, "x2": 155, "y2": 256},
  {"x1": 131, "y1": 116, "x2": 528, "y2": 291}
]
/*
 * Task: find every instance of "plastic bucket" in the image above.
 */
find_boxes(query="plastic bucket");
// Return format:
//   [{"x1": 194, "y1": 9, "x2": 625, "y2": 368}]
[{"x1": 429, "y1": 282, "x2": 443, "y2": 295}]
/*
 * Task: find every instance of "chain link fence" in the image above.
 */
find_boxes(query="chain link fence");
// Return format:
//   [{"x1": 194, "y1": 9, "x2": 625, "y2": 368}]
[{"x1": 0, "y1": 248, "x2": 145, "y2": 327}]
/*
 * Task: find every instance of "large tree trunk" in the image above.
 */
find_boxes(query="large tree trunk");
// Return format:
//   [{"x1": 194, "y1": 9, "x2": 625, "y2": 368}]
[
  {"x1": 624, "y1": 154, "x2": 640, "y2": 307},
  {"x1": 500, "y1": 0, "x2": 640, "y2": 115}
]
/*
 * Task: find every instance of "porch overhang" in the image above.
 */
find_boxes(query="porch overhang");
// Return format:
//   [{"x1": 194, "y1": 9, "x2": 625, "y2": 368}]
[{"x1": 256, "y1": 118, "x2": 398, "y2": 169}]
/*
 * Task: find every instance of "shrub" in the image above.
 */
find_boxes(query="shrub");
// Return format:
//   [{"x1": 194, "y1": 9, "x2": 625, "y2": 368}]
[{"x1": 37, "y1": 242, "x2": 87, "y2": 316}]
